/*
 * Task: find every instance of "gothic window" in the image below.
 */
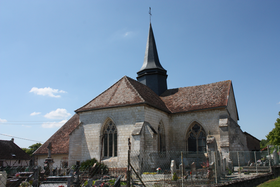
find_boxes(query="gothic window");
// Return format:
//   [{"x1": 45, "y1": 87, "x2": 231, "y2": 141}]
[
  {"x1": 103, "y1": 121, "x2": 117, "y2": 157},
  {"x1": 158, "y1": 122, "x2": 166, "y2": 152},
  {"x1": 186, "y1": 123, "x2": 206, "y2": 153}
]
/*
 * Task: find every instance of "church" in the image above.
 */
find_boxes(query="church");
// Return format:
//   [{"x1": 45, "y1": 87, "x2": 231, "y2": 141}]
[{"x1": 34, "y1": 23, "x2": 258, "y2": 169}]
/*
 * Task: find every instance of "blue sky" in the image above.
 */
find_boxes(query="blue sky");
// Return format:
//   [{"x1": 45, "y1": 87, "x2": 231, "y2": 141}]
[{"x1": 0, "y1": 1, "x2": 279, "y2": 148}]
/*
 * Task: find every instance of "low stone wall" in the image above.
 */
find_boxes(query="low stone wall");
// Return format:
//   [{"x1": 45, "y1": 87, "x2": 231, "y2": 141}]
[
  {"x1": 215, "y1": 173, "x2": 273, "y2": 187},
  {"x1": 214, "y1": 166, "x2": 280, "y2": 187},
  {"x1": 272, "y1": 166, "x2": 280, "y2": 178},
  {"x1": 0, "y1": 171, "x2": 7, "y2": 187}
]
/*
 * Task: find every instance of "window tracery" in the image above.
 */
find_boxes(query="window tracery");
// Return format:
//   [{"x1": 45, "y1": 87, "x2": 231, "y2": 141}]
[
  {"x1": 103, "y1": 121, "x2": 117, "y2": 157},
  {"x1": 158, "y1": 122, "x2": 166, "y2": 152},
  {"x1": 186, "y1": 123, "x2": 206, "y2": 153}
]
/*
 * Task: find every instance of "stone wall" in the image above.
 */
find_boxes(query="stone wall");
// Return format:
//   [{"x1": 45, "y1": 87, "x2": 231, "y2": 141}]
[
  {"x1": 69, "y1": 105, "x2": 146, "y2": 167},
  {"x1": 170, "y1": 109, "x2": 228, "y2": 151},
  {"x1": 68, "y1": 103, "x2": 248, "y2": 168},
  {"x1": 244, "y1": 132, "x2": 260, "y2": 151},
  {"x1": 227, "y1": 85, "x2": 238, "y2": 123}
]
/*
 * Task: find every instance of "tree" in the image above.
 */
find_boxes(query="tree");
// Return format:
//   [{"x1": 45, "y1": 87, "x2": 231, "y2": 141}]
[
  {"x1": 23, "y1": 143, "x2": 42, "y2": 156},
  {"x1": 260, "y1": 139, "x2": 269, "y2": 150},
  {"x1": 266, "y1": 112, "x2": 280, "y2": 145}
]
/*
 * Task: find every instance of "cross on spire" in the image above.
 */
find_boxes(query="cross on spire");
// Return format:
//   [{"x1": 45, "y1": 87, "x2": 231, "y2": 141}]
[{"x1": 149, "y1": 7, "x2": 152, "y2": 23}]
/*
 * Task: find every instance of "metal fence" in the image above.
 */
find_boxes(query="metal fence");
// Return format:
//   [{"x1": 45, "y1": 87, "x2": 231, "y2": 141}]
[{"x1": 0, "y1": 147, "x2": 279, "y2": 187}]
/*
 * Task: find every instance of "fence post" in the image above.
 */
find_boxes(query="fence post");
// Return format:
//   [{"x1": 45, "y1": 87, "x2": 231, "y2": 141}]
[
  {"x1": 268, "y1": 145, "x2": 272, "y2": 172},
  {"x1": 181, "y1": 151, "x2": 183, "y2": 187},
  {"x1": 127, "y1": 138, "x2": 131, "y2": 187},
  {"x1": 237, "y1": 152, "x2": 241, "y2": 179},
  {"x1": 67, "y1": 169, "x2": 74, "y2": 187},
  {"x1": 214, "y1": 151, "x2": 217, "y2": 184},
  {"x1": 254, "y1": 151, "x2": 258, "y2": 174}
]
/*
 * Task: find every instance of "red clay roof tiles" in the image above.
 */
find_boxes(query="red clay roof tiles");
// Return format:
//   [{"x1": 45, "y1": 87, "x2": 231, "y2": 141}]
[
  {"x1": 33, "y1": 114, "x2": 80, "y2": 155},
  {"x1": 161, "y1": 80, "x2": 232, "y2": 113},
  {"x1": 76, "y1": 76, "x2": 170, "y2": 113},
  {"x1": 76, "y1": 77, "x2": 231, "y2": 114},
  {"x1": 36, "y1": 78, "x2": 232, "y2": 155}
]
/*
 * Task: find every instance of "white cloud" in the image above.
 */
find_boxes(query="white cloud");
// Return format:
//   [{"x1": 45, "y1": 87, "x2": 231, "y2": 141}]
[
  {"x1": 0, "y1": 118, "x2": 7, "y2": 123},
  {"x1": 42, "y1": 120, "x2": 67, "y2": 128},
  {"x1": 29, "y1": 87, "x2": 66, "y2": 98},
  {"x1": 44, "y1": 108, "x2": 71, "y2": 119},
  {"x1": 30, "y1": 112, "x2": 41, "y2": 116}
]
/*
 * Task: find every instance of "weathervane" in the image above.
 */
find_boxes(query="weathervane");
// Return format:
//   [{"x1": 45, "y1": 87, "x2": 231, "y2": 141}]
[{"x1": 149, "y1": 7, "x2": 152, "y2": 23}]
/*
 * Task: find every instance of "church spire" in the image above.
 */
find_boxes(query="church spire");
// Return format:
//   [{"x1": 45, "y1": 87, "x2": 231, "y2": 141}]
[{"x1": 137, "y1": 23, "x2": 168, "y2": 95}]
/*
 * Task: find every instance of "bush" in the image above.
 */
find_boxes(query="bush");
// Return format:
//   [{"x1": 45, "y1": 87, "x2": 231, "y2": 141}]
[
  {"x1": 79, "y1": 158, "x2": 108, "y2": 174},
  {"x1": 172, "y1": 172, "x2": 178, "y2": 181}
]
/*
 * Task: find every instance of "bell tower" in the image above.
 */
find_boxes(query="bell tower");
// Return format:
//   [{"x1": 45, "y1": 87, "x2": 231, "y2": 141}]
[{"x1": 137, "y1": 23, "x2": 168, "y2": 95}]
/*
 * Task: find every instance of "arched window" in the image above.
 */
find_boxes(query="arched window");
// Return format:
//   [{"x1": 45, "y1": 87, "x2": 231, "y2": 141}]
[
  {"x1": 186, "y1": 123, "x2": 206, "y2": 153},
  {"x1": 102, "y1": 121, "x2": 117, "y2": 157},
  {"x1": 158, "y1": 122, "x2": 166, "y2": 152}
]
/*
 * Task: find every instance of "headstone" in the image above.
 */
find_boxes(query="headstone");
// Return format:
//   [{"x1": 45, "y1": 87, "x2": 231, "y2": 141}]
[
  {"x1": 191, "y1": 162, "x2": 196, "y2": 172},
  {"x1": 47, "y1": 142, "x2": 52, "y2": 158},
  {"x1": 222, "y1": 158, "x2": 226, "y2": 175},
  {"x1": 247, "y1": 160, "x2": 251, "y2": 166},
  {"x1": 227, "y1": 159, "x2": 233, "y2": 172},
  {"x1": 273, "y1": 149, "x2": 279, "y2": 165},
  {"x1": 170, "y1": 160, "x2": 176, "y2": 174}
]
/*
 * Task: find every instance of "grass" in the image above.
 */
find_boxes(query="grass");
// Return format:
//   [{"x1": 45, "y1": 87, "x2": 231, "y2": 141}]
[{"x1": 257, "y1": 176, "x2": 280, "y2": 187}]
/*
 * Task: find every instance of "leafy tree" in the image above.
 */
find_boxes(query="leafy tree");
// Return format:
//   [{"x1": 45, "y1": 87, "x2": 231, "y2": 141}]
[
  {"x1": 260, "y1": 139, "x2": 269, "y2": 150},
  {"x1": 266, "y1": 112, "x2": 280, "y2": 145},
  {"x1": 23, "y1": 143, "x2": 42, "y2": 156}
]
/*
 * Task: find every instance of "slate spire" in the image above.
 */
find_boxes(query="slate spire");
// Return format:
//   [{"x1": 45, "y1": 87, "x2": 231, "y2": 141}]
[{"x1": 137, "y1": 23, "x2": 168, "y2": 95}]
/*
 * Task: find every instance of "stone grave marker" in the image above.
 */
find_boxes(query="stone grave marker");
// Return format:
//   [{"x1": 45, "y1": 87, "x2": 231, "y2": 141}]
[
  {"x1": 273, "y1": 149, "x2": 279, "y2": 165},
  {"x1": 170, "y1": 160, "x2": 176, "y2": 174}
]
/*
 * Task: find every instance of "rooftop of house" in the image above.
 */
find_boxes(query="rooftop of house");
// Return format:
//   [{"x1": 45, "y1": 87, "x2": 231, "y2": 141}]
[{"x1": 0, "y1": 139, "x2": 31, "y2": 160}]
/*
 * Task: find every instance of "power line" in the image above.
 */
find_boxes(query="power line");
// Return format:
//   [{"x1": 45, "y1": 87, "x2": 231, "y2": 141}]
[{"x1": 0, "y1": 133, "x2": 44, "y2": 143}]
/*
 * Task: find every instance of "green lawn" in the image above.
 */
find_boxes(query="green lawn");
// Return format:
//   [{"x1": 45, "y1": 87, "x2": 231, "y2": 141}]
[{"x1": 257, "y1": 176, "x2": 280, "y2": 187}]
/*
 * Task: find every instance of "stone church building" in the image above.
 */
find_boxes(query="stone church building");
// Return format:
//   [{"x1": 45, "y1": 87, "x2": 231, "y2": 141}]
[{"x1": 34, "y1": 23, "x2": 256, "y2": 169}]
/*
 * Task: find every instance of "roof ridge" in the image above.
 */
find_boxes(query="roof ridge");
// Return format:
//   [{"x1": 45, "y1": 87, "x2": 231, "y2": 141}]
[
  {"x1": 168, "y1": 80, "x2": 231, "y2": 90},
  {"x1": 124, "y1": 76, "x2": 145, "y2": 102},
  {"x1": 75, "y1": 76, "x2": 125, "y2": 113}
]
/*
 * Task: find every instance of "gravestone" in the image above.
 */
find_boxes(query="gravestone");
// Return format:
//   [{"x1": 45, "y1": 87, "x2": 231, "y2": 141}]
[
  {"x1": 170, "y1": 160, "x2": 176, "y2": 174},
  {"x1": 222, "y1": 158, "x2": 226, "y2": 175},
  {"x1": 273, "y1": 149, "x2": 279, "y2": 165},
  {"x1": 191, "y1": 162, "x2": 196, "y2": 172},
  {"x1": 227, "y1": 159, "x2": 233, "y2": 172}
]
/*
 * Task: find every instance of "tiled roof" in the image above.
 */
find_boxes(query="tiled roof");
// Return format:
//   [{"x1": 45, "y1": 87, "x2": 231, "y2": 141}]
[
  {"x1": 76, "y1": 77, "x2": 232, "y2": 114},
  {"x1": 0, "y1": 140, "x2": 31, "y2": 160},
  {"x1": 33, "y1": 114, "x2": 80, "y2": 155},
  {"x1": 161, "y1": 80, "x2": 232, "y2": 113},
  {"x1": 76, "y1": 76, "x2": 170, "y2": 113}
]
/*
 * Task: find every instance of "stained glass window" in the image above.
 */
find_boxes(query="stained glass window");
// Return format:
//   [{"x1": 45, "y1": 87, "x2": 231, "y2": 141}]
[
  {"x1": 187, "y1": 123, "x2": 206, "y2": 153},
  {"x1": 103, "y1": 121, "x2": 117, "y2": 157}
]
